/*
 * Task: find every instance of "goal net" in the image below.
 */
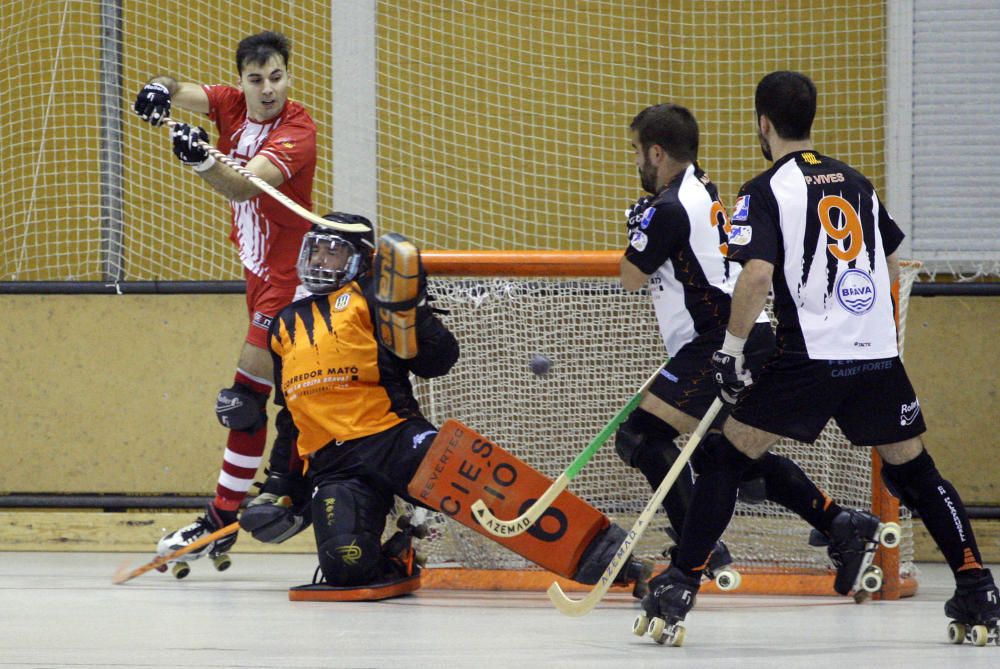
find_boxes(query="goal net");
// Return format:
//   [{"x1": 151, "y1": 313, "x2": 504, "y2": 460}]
[{"x1": 405, "y1": 254, "x2": 920, "y2": 598}]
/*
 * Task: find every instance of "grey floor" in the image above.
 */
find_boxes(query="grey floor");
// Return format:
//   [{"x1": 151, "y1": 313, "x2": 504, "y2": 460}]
[{"x1": 1, "y1": 553, "x2": 997, "y2": 669}]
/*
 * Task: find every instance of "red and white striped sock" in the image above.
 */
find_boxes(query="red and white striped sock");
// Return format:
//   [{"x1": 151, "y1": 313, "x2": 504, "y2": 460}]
[{"x1": 213, "y1": 370, "x2": 272, "y2": 512}]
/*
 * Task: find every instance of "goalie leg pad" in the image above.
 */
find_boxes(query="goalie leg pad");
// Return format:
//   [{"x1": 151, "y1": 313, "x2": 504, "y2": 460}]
[
  {"x1": 407, "y1": 419, "x2": 610, "y2": 579},
  {"x1": 289, "y1": 572, "x2": 421, "y2": 602},
  {"x1": 215, "y1": 384, "x2": 266, "y2": 432},
  {"x1": 374, "y1": 233, "x2": 423, "y2": 359},
  {"x1": 311, "y1": 479, "x2": 392, "y2": 586}
]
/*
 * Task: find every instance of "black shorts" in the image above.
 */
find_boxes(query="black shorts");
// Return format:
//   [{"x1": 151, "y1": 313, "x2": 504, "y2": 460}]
[
  {"x1": 308, "y1": 418, "x2": 439, "y2": 500},
  {"x1": 731, "y1": 354, "x2": 927, "y2": 446},
  {"x1": 651, "y1": 322, "x2": 775, "y2": 421}
]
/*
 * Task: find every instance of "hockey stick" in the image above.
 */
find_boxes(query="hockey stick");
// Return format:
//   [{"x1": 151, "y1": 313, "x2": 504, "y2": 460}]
[
  {"x1": 160, "y1": 119, "x2": 369, "y2": 233},
  {"x1": 111, "y1": 521, "x2": 240, "y2": 585},
  {"x1": 547, "y1": 397, "x2": 723, "y2": 616},
  {"x1": 470, "y1": 366, "x2": 663, "y2": 537}
]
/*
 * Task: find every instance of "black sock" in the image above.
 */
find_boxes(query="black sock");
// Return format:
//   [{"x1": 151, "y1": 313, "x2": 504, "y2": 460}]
[
  {"x1": 883, "y1": 450, "x2": 984, "y2": 576},
  {"x1": 629, "y1": 410, "x2": 690, "y2": 533},
  {"x1": 751, "y1": 452, "x2": 842, "y2": 533},
  {"x1": 675, "y1": 433, "x2": 753, "y2": 577}
]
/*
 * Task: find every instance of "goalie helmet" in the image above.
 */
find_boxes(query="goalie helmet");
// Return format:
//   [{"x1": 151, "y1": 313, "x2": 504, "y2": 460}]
[{"x1": 297, "y1": 213, "x2": 376, "y2": 294}]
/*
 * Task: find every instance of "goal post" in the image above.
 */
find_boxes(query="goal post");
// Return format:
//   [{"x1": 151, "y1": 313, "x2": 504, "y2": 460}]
[{"x1": 406, "y1": 251, "x2": 920, "y2": 599}]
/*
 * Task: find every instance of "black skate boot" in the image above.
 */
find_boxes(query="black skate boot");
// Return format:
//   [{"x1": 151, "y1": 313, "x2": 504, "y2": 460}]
[
  {"x1": 808, "y1": 509, "x2": 901, "y2": 597},
  {"x1": 241, "y1": 470, "x2": 312, "y2": 544},
  {"x1": 633, "y1": 566, "x2": 700, "y2": 646},
  {"x1": 665, "y1": 527, "x2": 741, "y2": 591},
  {"x1": 945, "y1": 569, "x2": 1000, "y2": 646},
  {"x1": 381, "y1": 513, "x2": 430, "y2": 578},
  {"x1": 156, "y1": 503, "x2": 238, "y2": 579}
]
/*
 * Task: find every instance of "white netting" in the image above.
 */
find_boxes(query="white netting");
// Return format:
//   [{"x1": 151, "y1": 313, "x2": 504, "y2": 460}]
[{"x1": 407, "y1": 262, "x2": 920, "y2": 578}]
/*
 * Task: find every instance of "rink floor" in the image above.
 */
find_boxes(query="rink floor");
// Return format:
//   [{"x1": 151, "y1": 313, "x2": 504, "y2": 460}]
[{"x1": 1, "y1": 553, "x2": 997, "y2": 668}]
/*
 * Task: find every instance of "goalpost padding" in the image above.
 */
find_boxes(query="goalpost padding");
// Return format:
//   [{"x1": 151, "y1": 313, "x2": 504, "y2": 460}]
[{"x1": 400, "y1": 251, "x2": 920, "y2": 598}]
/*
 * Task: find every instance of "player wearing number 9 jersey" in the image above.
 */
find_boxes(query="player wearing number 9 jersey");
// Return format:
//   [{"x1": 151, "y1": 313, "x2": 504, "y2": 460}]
[{"x1": 662, "y1": 71, "x2": 997, "y2": 639}]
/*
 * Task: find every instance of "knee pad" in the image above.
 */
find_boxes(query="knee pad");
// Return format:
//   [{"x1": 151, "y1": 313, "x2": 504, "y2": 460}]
[
  {"x1": 215, "y1": 383, "x2": 267, "y2": 432},
  {"x1": 691, "y1": 432, "x2": 754, "y2": 478},
  {"x1": 881, "y1": 450, "x2": 940, "y2": 508},
  {"x1": 614, "y1": 409, "x2": 679, "y2": 469},
  {"x1": 317, "y1": 532, "x2": 383, "y2": 586}
]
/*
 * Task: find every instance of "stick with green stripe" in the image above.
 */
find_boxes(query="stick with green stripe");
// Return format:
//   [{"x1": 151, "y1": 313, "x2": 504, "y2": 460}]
[{"x1": 470, "y1": 366, "x2": 662, "y2": 537}]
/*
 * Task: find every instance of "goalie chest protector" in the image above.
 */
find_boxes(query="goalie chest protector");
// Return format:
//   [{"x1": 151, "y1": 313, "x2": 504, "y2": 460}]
[{"x1": 407, "y1": 419, "x2": 609, "y2": 578}]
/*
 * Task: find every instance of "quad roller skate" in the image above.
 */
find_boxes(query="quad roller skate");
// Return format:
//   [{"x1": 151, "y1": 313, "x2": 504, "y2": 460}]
[
  {"x1": 633, "y1": 566, "x2": 700, "y2": 646},
  {"x1": 808, "y1": 509, "x2": 900, "y2": 600},
  {"x1": 945, "y1": 569, "x2": 1000, "y2": 646},
  {"x1": 156, "y1": 504, "x2": 238, "y2": 579},
  {"x1": 665, "y1": 527, "x2": 741, "y2": 591},
  {"x1": 381, "y1": 512, "x2": 430, "y2": 577}
]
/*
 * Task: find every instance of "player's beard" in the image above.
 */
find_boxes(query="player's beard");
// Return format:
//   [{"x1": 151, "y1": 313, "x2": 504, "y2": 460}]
[
  {"x1": 757, "y1": 127, "x2": 773, "y2": 162},
  {"x1": 638, "y1": 159, "x2": 658, "y2": 194}
]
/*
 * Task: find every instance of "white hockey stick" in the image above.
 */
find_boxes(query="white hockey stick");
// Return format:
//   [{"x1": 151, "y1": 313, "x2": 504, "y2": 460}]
[
  {"x1": 547, "y1": 397, "x2": 723, "y2": 616},
  {"x1": 161, "y1": 119, "x2": 370, "y2": 233},
  {"x1": 471, "y1": 367, "x2": 662, "y2": 537}
]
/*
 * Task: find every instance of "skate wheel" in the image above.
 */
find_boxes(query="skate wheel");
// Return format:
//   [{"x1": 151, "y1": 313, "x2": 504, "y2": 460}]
[
  {"x1": 211, "y1": 554, "x2": 232, "y2": 572},
  {"x1": 861, "y1": 565, "x2": 883, "y2": 593},
  {"x1": 716, "y1": 568, "x2": 741, "y2": 591},
  {"x1": 878, "y1": 522, "x2": 901, "y2": 549},
  {"x1": 971, "y1": 624, "x2": 989, "y2": 647},
  {"x1": 947, "y1": 621, "x2": 966, "y2": 644},
  {"x1": 648, "y1": 617, "x2": 667, "y2": 644},
  {"x1": 632, "y1": 613, "x2": 649, "y2": 637},
  {"x1": 155, "y1": 564, "x2": 168, "y2": 573},
  {"x1": 172, "y1": 562, "x2": 190, "y2": 579},
  {"x1": 671, "y1": 625, "x2": 686, "y2": 647}
]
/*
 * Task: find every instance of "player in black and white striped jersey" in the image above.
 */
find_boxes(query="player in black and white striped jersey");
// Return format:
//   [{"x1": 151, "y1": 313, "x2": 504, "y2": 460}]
[
  {"x1": 616, "y1": 103, "x2": 858, "y2": 592},
  {"x1": 658, "y1": 72, "x2": 998, "y2": 643}
]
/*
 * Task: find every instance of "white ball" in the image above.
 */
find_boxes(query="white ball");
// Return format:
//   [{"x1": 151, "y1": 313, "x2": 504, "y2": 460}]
[{"x1": 530, "y1": 354, "x2": 551, "y2": 376}]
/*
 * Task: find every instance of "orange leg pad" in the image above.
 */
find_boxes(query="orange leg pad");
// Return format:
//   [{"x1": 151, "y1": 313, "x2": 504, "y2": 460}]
[
  {"x1": 288, "y1": 573, "x2": 421, "y2": 602},
  {"x1": 407, "y1": 419, "x2": 609, "y2": 579}
]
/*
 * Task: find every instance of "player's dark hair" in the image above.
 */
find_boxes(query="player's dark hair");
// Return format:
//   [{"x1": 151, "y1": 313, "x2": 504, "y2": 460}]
[
  {"x1": 755, "y1": 71, "x2": 816, "y2": 140},
  {"x1": 236, "y1": 31, "x2": 291, "y2": 74},
  {"x1": 629, "y1": 104, "x2": 699, "y2": 164}
]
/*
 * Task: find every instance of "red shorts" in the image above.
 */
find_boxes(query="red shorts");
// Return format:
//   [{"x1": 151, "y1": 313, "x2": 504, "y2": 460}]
[{"x1": 244, "y1": 270, "x2": 302, "y2": 349}]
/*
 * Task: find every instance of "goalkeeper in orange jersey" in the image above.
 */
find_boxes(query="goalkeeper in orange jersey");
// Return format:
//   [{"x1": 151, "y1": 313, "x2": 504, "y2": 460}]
[{"x1": 244, "y1": 212, "x2": 651, "y2": 599}]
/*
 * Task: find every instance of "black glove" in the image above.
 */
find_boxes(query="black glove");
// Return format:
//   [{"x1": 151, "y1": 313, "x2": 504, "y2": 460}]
[
  {"x1": 171, "y1": 123, "x2": 214, "y2": 170},
  {"x1": 625, "y1": 195, "x2": 653, "y2": 241},
  {"x1": 133, "y1": 82, "x2": 171, "y2": 126},
  {"x1": 711, "y1": 347, "x2": 753, "y2": 405}
]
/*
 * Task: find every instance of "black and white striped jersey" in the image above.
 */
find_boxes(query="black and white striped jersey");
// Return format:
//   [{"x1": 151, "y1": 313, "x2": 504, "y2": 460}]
[
  {"x1": 624, "y1": 164, "x2": 767, "y2": 357},
  {"x1": 726, "y1": 151, "x2": 904, "y2": 360}
]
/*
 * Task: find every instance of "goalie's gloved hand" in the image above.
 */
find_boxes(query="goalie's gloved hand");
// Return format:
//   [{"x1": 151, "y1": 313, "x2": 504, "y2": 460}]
[
  {"x1": 625, "y1": 195, "x2": 653, "y2": 240},
  {"x1": 133, "y1": 82, "x2": 171, "y2": 126},
  {"x1": 711, "y1": 332, "x2": 752, "y2": 405},
  {"x1": 171, "y1": 123, "x2": 215, "y2": 171}
]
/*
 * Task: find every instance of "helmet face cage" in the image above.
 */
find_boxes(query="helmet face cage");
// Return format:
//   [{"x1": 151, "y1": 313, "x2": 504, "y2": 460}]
[{"x1": 296, "y1": 231, "x2": 362, "y2": 294}]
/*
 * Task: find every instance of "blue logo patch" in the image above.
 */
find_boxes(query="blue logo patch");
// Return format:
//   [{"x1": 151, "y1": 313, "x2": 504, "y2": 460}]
[
  {"x1": 639, "y1": 207, "x2": 656, "y2": 229},
  {"x1": 732, "y1": 195, "x2": 750, "y2": 221},
  {"x1": 835, "y1": 269, "x2": 876, "y2": 315}
]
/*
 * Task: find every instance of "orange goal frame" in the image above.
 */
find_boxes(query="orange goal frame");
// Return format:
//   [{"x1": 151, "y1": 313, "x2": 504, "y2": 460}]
[{"x1": 417, "y1": 250, "x2": 918, "y2": 599}]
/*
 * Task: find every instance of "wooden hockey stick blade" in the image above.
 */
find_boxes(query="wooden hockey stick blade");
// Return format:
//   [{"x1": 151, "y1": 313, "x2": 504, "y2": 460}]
[
  {"x1": 160, "y1": 120, "x2": 370, "y2": 233},
  {"x1": 546, "y1": 398, "x2": 723, "y2": 616},
  {"x1": 470, "y1": 367, "x2": 662, "y2": 536},
  {"x1": 111, "y1": 521, "x2": 240, "y2": 585}
]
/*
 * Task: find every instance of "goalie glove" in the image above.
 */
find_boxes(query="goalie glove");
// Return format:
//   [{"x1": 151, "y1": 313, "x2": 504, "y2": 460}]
[
  {"x1": 625, "y1": 195, "x2": 653, "y2": 241},
  {"x1": 711, "y1": 331, "x2": 752, "y2": 405},
  {"x1": 171, "y1": 123, "x2": 215, "y2": 172},
  {"x1": 134, "y1": 82, "x2": 171, "y2": 126}
]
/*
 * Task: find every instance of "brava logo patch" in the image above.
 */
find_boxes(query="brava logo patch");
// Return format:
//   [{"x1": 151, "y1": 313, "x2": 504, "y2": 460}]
[{"x1": 835, "y1": 269, "x2": 876, "y2": 315}]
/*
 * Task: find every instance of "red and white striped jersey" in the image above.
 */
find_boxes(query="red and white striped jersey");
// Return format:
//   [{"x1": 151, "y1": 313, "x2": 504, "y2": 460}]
[
  {"x1": 203, "y1": 85, "x2": 317, "y2": 287},
  {"x1": 726, "y1": 151, "x2": 904, "y2": 359}
]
